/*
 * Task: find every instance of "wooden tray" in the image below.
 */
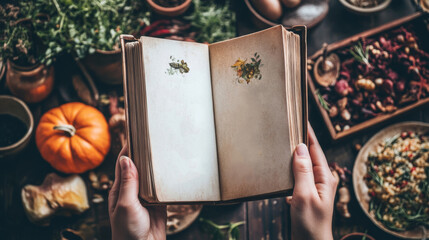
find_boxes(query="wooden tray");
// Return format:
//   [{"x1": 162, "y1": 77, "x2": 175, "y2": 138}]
[
  {"x1": 308, "y1": 12, "x2": 429, "y2": 140},
  {"x1": 353, "y1": 121, "x2": 429, "y2": 239}
]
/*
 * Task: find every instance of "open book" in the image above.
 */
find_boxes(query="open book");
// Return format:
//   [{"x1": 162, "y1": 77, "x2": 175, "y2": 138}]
[{"x1": 120, "y1": 25, "x2": 307, "y2": 204}]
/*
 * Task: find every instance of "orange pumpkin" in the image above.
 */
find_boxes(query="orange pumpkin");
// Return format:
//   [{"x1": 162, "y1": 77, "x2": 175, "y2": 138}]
[{"x1": 36, "y1": 102, "x2": 111, "y2": 174}]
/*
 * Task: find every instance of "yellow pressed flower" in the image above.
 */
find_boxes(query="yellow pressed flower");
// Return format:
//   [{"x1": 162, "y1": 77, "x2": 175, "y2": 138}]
[{"x1": 231, "y1": 58, "x2": 246, "y2": 67}]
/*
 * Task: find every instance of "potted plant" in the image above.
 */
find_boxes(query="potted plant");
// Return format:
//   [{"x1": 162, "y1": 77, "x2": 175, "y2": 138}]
[
  {"x1": 0, "y1": 4, "x2": 55, "y2": 103},
  {"x1": 35, "y1": 0, "x2": 150, "y2": 85}
]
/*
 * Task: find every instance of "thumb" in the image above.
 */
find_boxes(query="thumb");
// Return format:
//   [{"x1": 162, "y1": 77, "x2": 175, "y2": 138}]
[
  {"x1": 293, "y1": 144, "x2": 317, "y2": 196},
  {"x1": 117, "y1": 156, "x2": 140, "y2": 205}
]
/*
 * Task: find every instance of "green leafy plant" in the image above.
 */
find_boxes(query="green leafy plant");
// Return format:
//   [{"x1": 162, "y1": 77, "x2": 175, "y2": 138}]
[
  {"x1": 28, "y1": 0, "x2": 150, "y2": 65},
  {"x1": 184, "y1": 0, "x2": 236, "y2": 43},
  {"x1": 199, "y1": 218, "x2": 245, "y2": 240}
]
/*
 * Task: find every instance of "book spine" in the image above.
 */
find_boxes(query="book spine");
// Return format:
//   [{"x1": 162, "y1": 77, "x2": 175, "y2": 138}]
[
  {"x1": 291, "y1": 26, "x2": 308, "y2": 145},
  {"x1": 120, "y1": 35, "x2": 138, "y2": 159}
]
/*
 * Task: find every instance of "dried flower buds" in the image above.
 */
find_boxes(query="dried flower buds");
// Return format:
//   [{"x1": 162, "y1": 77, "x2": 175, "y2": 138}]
[
  {"x1": 341, "y1": 109, "x2": 351, "y2": 121},
  {"x1": 335, "y1": 80, "x2": 350, "y2": 96},
  {"x1": 356, "y1": 78, "x2": 375, "y2": 91},
  {"x1": 329, "y1": 105, "x2": 339, "y2": 118}
]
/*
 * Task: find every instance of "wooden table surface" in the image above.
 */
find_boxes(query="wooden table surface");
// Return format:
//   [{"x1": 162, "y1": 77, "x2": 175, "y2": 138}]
[{"x1": 0, "y1": 1, "x2": 427, "y2": 240}]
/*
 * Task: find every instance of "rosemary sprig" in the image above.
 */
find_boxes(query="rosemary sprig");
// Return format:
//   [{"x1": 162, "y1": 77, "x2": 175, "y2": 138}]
[
  {"x1": 350, "y1": 41, "x2": 371, "y2": 67},
  {"x1": 315, "y1": 90, "x2": 330, "y2": 111},
  {"x1": 384, "y1": 134, "x2": 400, "y2": 149},
  {"x1": 369, "y1": 162, "x2": 383, "y2": 186},
  {"x1": 361, "y1": 230, "x2": 368, "y2": 240}
]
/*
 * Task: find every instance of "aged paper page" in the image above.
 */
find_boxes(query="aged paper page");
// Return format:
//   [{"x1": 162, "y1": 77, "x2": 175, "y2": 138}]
[
  {"x1": 141, "y1": 37, "x2": 220, "y2": 202},
  {"x1": 209, "y1": 26, "x2": 294, "y2": 200}
]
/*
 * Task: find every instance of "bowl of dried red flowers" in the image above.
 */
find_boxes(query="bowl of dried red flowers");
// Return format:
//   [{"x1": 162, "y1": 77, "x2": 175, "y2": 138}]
[
  {"x1": 146, "y1": 0, "x2": 192, "y2": 17},
  {"x1": 339, "y1": 0, "x2": 392, "y2": 14}
]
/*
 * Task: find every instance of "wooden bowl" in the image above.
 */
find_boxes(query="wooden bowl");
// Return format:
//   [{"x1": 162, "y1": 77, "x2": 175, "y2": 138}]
[
  {"x1": 146, "y1": 0, "x2": 192, "y2": 17},
  {"x1": 339, "y1": 0, "x2": 392, "y2": 14},
  {"x1": 340, "y1": 232, "x2": 375, "y2": 240},
  {"x1": 353, "y1": 121, "x2": 429, "y2": 239},
  {"x1": 244, "y1": 0, "x2": 329, "y2": 29},
  {"x1": 166, "y1": 204, "x2": 202, "y2": 235}
]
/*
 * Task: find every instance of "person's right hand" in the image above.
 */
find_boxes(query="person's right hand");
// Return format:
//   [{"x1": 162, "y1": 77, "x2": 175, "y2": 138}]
[
  {"x1": 288, "y1": 124, "x2": 338, "y2": 240},
  {"x1": 109, "y1": 146, "x2": 166, "y2": 240}
]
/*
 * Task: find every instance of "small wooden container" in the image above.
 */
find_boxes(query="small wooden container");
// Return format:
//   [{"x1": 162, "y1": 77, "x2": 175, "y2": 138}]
[{"x1": 308, "y1": 12, "x2": 429, "y2": 140}]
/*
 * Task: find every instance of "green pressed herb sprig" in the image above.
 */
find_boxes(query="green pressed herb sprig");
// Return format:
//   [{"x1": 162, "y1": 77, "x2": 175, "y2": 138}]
[{"x1": 199, "y1": 218, "x2": 245, "y2": 240}]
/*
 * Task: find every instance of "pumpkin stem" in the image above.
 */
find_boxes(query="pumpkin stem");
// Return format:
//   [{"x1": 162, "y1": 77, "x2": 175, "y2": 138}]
[{"x1": 53, "y1": 125, "x2": 76, "y2": 136}]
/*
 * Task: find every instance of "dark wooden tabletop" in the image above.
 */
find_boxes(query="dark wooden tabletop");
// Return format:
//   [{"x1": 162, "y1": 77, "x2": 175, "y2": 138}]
[{"x1": 0, "y1": 1, "x2": 427, "y2": 240}]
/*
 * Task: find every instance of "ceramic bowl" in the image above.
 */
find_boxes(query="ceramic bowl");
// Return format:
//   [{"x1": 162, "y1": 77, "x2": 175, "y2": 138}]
[
  {"x1": 244, "y1": 0, "x2": 329, "y2": 29},
  {"x1": 339, "y1": 0, "x2": 392, "y2": 14},
  {"x1": 0, "y1": 95, "x2": 34, "y2": 158},
  {"x1": 146, "y1": 0, "x2": 192, "y2": 17}
]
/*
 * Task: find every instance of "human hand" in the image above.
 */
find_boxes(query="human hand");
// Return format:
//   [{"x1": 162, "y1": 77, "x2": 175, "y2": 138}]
[
  {"x1": 109, "y1": 146, "x2": 166, "y2": 240},
  {"x1": 288, "y1": 124, "x2": 338, "y2": 240}
]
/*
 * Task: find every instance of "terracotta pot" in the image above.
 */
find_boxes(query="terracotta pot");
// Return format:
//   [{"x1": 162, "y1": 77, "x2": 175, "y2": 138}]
[
  {"x1": 81, "y1": 49, "x2": 122, "y2": 85},
  {"x1": 6, "y1": 60, "x2": 54, "y2": 103},
  {"x1": 340, "y1": 232, "x2": 375, "y2": 240},
  {"x1": 146, "y1": 0, "x2": 192, "y2": 17},
  {"x1": 0, "y1": 95, "x2": 34, "y2": 158}
]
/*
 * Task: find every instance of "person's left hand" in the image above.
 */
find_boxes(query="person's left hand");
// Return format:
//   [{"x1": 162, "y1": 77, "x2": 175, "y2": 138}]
[{"x1": 109, "y1": 146, "x2": 166, "y2": 240}]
